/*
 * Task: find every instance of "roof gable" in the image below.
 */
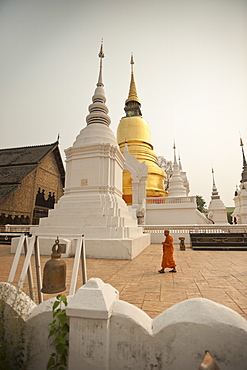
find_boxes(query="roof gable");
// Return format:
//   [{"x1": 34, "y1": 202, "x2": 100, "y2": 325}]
[
  {"x1": 0, "y1": 142, "x2": 65, "y2": 201},
  {"x1": 0, "y1": 143, "x2": 57, "y2": 166}
]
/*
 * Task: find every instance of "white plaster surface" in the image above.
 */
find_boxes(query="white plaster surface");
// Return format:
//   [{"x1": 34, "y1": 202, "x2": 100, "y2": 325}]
[
  {"x1": 208, "y1": 198, "x2": 228, "y2": 224},
  {"x1": 233, "y1": 180, "x2": 247, "y2": 224},
  {"x1": 146, "y1": 198, "x2": 210, "y2": 226},
  {"x1": 83, "y1": 233, "x2": 151, "y2": 260},
  {"x1": 110, "y1": 297, "x2": 247, "y2": 370},
  {"x1": 0, "y1": 282, "x2": 36, "y2": 318},
  {"x1": 1, "y1": 279, "x2": 247, "y2": 370},
  {"x1": 67, "y1": 278, "x2": 119, "y2": 319}
]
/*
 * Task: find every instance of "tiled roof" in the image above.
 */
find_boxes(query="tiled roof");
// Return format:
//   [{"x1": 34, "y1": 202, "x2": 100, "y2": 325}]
[
  {"x1": 0, "y1": 143, "x2": 56, "y2": 166},
  {"x1": 0, "y1": 142, "x2": 65, "y2": 201},
  {"x1": 0, "y1": 185, "x2": 18, "y2": 199},
  {"x1": 0, "y1": 165, "x2": 36, "y2": 184}
]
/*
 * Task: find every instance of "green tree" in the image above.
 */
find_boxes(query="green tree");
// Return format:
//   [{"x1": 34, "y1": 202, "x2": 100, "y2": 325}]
[
  {"x1": 158, "y1": 156, "x2": 173, "y2": 191},
  {"x1": 196, "y1": 195, "x2": 207, "y2": 213}
]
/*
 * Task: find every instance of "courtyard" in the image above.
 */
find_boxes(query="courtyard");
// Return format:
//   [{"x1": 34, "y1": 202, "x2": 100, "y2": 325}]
[{"x1": 1, "y1": 242, "x2": 247, "y2": 320}]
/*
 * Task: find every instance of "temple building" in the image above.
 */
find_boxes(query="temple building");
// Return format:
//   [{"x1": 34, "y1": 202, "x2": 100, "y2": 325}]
[
  {"x1": 117, "y1": 55, "x2": 167, "y2": 205},
  {"x1": 0, "y1": 142, "x2": 64, "y2": 226}
]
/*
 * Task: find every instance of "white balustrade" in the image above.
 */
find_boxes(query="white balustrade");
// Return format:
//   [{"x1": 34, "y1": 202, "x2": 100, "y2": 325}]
[{"x1": 1, "y1": 279, "x2": 247, "y2": 370}]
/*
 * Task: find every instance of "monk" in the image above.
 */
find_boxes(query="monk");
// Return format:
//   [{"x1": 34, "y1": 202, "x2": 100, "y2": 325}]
[{"x1": 158, "y1": 230, "x2": 176, "y2": 273}]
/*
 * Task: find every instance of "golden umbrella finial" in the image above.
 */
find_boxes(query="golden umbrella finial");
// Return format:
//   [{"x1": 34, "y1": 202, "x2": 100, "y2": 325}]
[{"x1": 125, "y1": 52, "x2": 141, "y2": 105}]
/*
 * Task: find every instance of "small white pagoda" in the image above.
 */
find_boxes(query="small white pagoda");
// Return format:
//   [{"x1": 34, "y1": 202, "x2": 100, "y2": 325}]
[
  {"x1": 145, "y1": 144, "x2": 210, "y2": 228},
  {"x1": 207, "y1": 169, "x2": 228, "y2": 224},
  {"x1": 167, "y1": 144, "x2": 187, "y2": 197}
]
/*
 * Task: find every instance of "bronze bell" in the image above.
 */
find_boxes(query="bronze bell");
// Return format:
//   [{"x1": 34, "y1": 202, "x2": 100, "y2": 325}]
[{"x1": 41, "y1": 237, "x2": 66, "y2": 294}]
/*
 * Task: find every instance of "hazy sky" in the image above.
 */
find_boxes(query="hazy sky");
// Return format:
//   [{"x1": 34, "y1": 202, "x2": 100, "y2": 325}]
[{"x1": 1, "y1": 0, "x2": 247, "y2": 207}]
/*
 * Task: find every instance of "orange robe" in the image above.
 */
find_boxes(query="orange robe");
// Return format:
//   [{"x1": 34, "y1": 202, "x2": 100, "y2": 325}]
[{"x1": 161, "y1": 234, "x2": 176, "y2": 269}]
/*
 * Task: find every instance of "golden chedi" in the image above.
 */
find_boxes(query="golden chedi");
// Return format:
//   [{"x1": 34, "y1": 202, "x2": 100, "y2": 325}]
[{"x1": 117, "y1": 55, "x2": 167, "y2": 205}]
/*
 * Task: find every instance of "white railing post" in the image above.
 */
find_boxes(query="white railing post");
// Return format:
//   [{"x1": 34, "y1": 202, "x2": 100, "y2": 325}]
[{"x1": 66, "y1": 278, "x2": 119, "y2": 370}]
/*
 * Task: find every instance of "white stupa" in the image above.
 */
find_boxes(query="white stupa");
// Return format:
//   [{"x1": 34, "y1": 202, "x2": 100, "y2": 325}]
[
  {"x1": 32, "y1": 43, "x2": 150, "y2": 259},
  {"x1": 208, "y1": 168, "x2": 228, "y2": 224},
  {"x1": 178, "y1": 154, "x2": 190, "y2": 196},
  {"x1": 145, "y1": 143, "x2": 210, "y2": 239},
  {"x1": 167, "y1": 144, "x2": 187, "y2": 197},
  {"x1": 233, "y1": 138, "x2": 247, "y2": 224}
]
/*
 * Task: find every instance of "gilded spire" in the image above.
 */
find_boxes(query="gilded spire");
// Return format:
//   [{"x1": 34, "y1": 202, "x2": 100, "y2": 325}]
[
  {"x1": 126, "y1": 53, "x2": 141, "y2": 104},
  {"x1": 124, "y1": 54, "x2": 142, "y2": 117}
]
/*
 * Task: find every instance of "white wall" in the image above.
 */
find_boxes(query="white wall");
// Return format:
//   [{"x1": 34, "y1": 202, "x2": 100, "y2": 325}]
[
  {"x1": 145, "y1": 197, "x2": 210, "y2": 226},
  {"x1": 1, "y1": 279, "x2": 247, "y2": 370}
]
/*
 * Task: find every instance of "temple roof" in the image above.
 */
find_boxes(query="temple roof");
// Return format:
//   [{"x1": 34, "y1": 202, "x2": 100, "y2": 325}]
[{"x1": 0, "y1": 142, "x2": 65, "y2": 200}]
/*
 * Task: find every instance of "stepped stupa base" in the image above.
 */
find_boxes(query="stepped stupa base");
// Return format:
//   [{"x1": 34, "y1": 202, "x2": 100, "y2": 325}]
[
  {"x1": 84, "y1": 234, "x2": 150, "y2": 259},
  {"x1": 11, "y1": 233, "x2": 150, "y2": 260}
]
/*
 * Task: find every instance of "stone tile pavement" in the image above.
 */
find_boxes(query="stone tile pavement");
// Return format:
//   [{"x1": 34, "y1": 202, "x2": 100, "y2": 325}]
[{"x1": 1, "y1": 243, "x2": 247, "y2": 319}]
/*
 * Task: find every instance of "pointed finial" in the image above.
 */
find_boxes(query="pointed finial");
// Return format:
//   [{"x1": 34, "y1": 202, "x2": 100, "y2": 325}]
[
  {"x1": 98, "y1": 38, "x2": 104, "y2": 58},
  {"x1": 212, "y1": 167, "x2": 216, "y2": 186},
  {"x1": 125, "y1": 52, "x2": 141, "y2": 106},
  {"x1": 239, "y1": 136, "x2": 247, "y2": 183},
  {"x1": 130, "y1": 53, "x2": 134, "y2": 73},
  {"x1": 130, "y1": 53, "x2": 134, "y2": 64},
  {"x1": 173, "y1": 141, "x2": 177, "y2": 164},
  {"x1": 85, "y1": 41, "x2": 111, "y2": 126},
  {"x1": 211, "y1": 167, "x2": 219, "y2": 199},
  {"x1": 178, "y1": 152, "x2": 182, "y2": 171},
  {"x1": 57, "y1": 133, "x2": 60, "y2": 143},
  {"x1": 235, "y1": 185, "x2": 238, "y2": 196},
  {"x1": 97, "y1": 39, "x2": 104, "y2": 87}
]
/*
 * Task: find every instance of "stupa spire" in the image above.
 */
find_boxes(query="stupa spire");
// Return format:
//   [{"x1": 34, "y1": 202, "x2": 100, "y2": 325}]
[
  {"x1": 178, "y1": 152, "x2": 190, "y2": 195},
  {"x1": 124, "y1": 54, "x2": 142, "y2": 116},
  {"x1": 240, "y1": 137, "x2": 247, "y2": 183},
  {"x1": 178, "y1": 153, "x2": 182, "y2": 171},
  {"x1": 173, "y1": 142, "x2": 177, "y2": 164},
  {"x1": 168, "y1": 143, "x2": 187, "y2": 197},
  {"x1": 208, "y1": 167, "x2": 228, "y2": 223},
  {"x1": 211, "y1": 168, "x2": 220, "y2": 200},
  {"x1": 126, "y1": 54, "x2": 141, "y2": 104},
  {"x1": 97, "y1": 39, "x2": 104, "y2": 87},
  {"x1": 86, "y1": 40, "x2": 111, "y2": 126}
]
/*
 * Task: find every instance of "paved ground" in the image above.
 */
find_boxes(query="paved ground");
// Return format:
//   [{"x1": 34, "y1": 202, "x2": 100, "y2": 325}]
[{"x1": 1, "y1": 243, "x2": 247, "y2": 319}]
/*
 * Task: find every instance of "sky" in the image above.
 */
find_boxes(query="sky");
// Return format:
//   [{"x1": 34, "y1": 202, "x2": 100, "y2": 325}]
[{"x1": 1, "y1": 0, "x2": 247, "y2": 207}]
